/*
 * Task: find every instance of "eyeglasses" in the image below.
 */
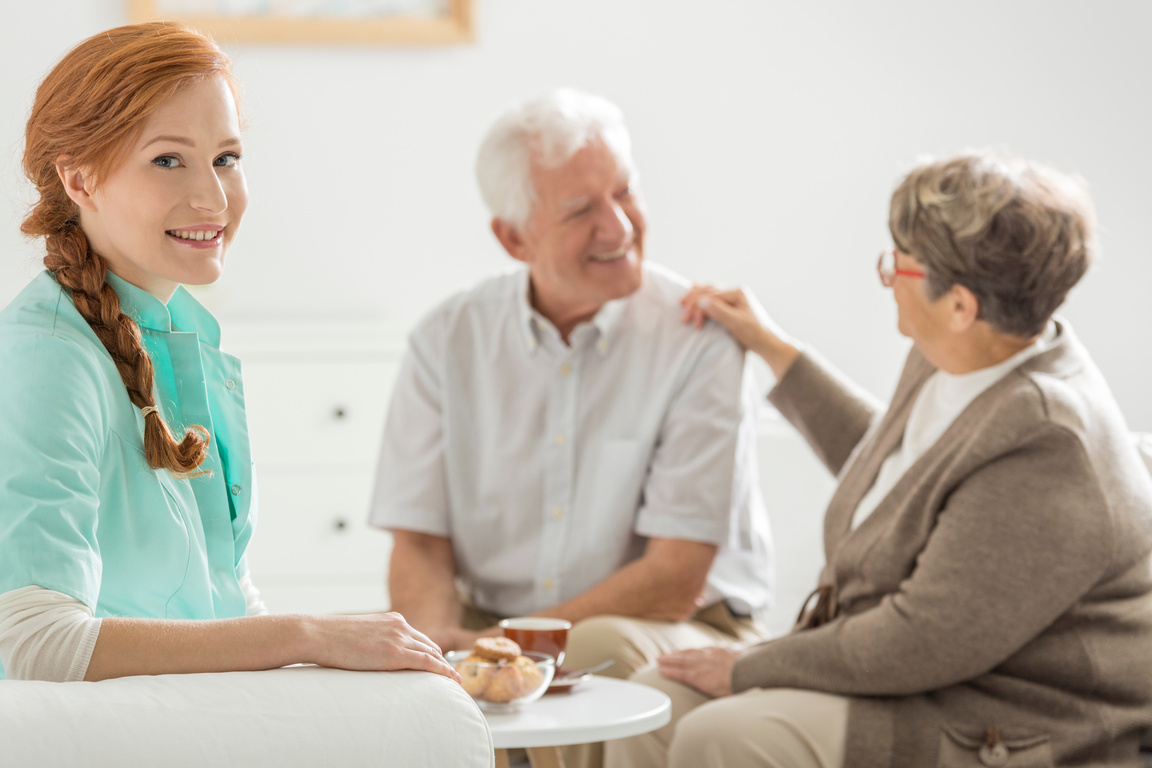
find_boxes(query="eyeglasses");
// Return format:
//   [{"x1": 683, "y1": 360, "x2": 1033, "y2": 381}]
[{"x1": 877, "y1": 249, "x2": 926, "y2": 288}]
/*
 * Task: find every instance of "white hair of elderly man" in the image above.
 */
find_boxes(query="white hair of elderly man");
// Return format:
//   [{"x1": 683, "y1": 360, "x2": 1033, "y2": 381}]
[{"x1": 475, "y1": 87, "x2": 638, "y2": 227}]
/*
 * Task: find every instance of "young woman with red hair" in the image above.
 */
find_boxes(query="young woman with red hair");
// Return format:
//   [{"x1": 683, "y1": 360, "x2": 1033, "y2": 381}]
[{"x1": 0, "y1": 22, "x2": 457, "y2": 684}]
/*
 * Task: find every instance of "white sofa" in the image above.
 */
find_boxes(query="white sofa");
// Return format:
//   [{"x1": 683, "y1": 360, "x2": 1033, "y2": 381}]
[{"x1": 0, "y1": 665, "x2": 493, "y2": 768}]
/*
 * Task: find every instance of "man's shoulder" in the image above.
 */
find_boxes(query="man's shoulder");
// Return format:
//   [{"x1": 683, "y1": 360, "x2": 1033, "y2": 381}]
[
  {"x1": 629, "y1": 263, "x2": 739, "y2": 352},
  {"x1": 410, "y1": 269, "x2": 523, "y2": 336},
  {"x1": 636, "y1": 261, "x2": 691, "y2": 306}
]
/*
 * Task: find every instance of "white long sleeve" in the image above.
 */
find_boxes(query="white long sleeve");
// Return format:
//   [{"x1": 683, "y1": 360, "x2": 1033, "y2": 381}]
[
  {"x1": 0, "y1": 575, "x2": 267, "y2": 682},
  {"x1": 0, "y1": 586, "x2": 101, "y2": 682},
  {"x1": 239, "y1": 572, "x2": 270, "y2": 616}
]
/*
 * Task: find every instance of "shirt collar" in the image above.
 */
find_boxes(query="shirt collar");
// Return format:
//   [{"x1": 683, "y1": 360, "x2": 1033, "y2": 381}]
[
  {"x1": 515, "y1": 269, "x2": 542, "y2": 355},
  {"x1": 515, "y1": 268, "x2": 628, "y2": 357},
  {"x1": 104, "y1": 272, "x2": 221, "y2": 346}
]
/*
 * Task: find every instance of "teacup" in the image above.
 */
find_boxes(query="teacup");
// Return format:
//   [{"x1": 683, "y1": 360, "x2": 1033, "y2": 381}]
[{"x1": 498, "y1": 617, "x2": 572, "y2": 668}]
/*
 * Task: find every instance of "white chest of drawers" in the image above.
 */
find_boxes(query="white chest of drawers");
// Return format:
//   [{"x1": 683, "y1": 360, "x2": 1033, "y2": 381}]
[{"x1": 223, "y1": 322, "x2": 407, "y2": 615}]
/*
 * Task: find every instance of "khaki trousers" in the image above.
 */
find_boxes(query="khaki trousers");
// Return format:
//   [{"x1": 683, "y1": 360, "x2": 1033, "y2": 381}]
[
  {"x1": 462, "y1": 602, "x2": 764, "y2": 768},
  {"x1": 605, "y1": 666, "x2": 849, "y2": 768}
]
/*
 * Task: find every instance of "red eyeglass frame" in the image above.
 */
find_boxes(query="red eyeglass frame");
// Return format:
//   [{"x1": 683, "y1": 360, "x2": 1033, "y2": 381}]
[{"x1": 877, "y1": 249, "x2": 926, "y2": 287}]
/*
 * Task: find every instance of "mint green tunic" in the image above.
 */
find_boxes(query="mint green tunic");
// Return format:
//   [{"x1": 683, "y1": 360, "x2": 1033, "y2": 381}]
[{"x1": 0, "y1": 271, "x2": 256, "y2": 679}]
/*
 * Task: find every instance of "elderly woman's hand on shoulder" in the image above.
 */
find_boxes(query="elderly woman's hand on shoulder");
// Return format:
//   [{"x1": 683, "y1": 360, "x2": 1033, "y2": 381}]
[{"x1": 681, "y1": 286, "x2": 802, "y2": 381}]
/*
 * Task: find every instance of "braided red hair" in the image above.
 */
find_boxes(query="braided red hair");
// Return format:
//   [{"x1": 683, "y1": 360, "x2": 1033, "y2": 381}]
[{"x1": 22, "y1": 22, "x2": 238, "y2": 475}]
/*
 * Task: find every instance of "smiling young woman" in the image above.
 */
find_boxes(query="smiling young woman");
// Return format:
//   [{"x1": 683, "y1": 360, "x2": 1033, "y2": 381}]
[{"x1": 0, "y1": 22, "x2": 458, "y2": 686}]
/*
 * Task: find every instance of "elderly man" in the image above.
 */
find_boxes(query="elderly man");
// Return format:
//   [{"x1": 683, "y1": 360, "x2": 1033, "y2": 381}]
[{"x1": 369, "y1": 91, "x2": 772, "y2": 760}]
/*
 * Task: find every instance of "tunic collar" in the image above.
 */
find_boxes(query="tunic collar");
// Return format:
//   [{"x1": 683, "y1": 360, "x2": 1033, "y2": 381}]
[{"x1": 104, "y1": 272, "x2": 221, "y2": 347}]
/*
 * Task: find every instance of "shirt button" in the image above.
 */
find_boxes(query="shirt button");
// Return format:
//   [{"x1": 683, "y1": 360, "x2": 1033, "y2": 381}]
[
  {"x1": 225, "y1": 379, "x2": 236, "y2": 390},
  {"x1": 551, "y1": 507, "x2": 564, "y2": 519},
  {"x1": 230, "y1": 484, "x2": 242, "y2": 496},
  {"x1": 559, "y1": 364, "x2": 572, "y2": 376},
  {"x1": 542, "y1": 579, "x2": 555, "y2": 590},
  {"x1": 554, "y1": 434, "x2": 566, "y2": 446}
]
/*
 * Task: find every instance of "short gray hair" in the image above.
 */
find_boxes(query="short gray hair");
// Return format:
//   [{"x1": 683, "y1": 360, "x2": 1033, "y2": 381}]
[
  {"x1": 889, "y1": 153, "x2": 1096, "y2": 337},
  {"x1": 475, "y1": 88, "x2": 636, "y2": 227}
]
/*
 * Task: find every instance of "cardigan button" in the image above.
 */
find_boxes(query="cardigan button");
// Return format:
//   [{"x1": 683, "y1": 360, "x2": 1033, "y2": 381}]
[
  {"x1": 231, "y1": 484, "x2": 242, "y2": 496},
  {"x1": 978, "y1": 743, "x2": 1009, "y2": 767}
]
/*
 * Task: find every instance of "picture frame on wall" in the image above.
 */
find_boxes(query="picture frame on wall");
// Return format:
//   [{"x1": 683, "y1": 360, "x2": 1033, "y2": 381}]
[{"x1": 128, "y1": 0, "x2": 474, "y2": 45}]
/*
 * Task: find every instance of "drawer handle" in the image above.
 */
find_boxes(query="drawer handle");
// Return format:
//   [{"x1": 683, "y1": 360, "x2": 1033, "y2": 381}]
[
  {"x1": 333, "y1": 406, "x2": 347, "y2": 420},
  {"x1": 334, "y1": 519, "x2": 348, "y2": 531}
]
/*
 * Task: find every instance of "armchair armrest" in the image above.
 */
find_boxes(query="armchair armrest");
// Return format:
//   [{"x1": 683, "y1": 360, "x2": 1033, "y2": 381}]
[{"x1": 0, "y1": 666, "x2": 492, "y2": 767}]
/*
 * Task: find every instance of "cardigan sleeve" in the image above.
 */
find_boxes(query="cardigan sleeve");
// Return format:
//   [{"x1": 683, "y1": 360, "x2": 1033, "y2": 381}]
[
  {"x1": 732, "y1": 423, "x2": 1113, "y2": 696},
  {"x1": 768, "y1": 349, "x2": 884, "y2": 477}
]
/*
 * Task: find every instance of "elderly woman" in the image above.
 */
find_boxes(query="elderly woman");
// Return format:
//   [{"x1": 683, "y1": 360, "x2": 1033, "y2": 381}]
[{"x1": 607, "y1": 154, "x2": 1152, "y2": 767}]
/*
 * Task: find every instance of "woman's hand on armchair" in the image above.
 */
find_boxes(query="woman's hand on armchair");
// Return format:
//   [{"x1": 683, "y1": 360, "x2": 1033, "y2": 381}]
[{"x1": 303, "y1": 612, "x2": 461, "y2": 682}]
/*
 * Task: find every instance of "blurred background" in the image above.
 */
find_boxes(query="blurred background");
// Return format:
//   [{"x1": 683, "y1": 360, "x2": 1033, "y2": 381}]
[{"x1": 2, "y1": 0, "x2": 1150, "y2": 430}]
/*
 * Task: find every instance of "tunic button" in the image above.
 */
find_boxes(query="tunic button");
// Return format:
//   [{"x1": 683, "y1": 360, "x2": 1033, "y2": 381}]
[
  {"x1": 542, "y1": 579, "x2": 555, "y2": 590},
  {"x1": 225, "y1": 379, "x2": 236, "y2": 390},
  {"x1": 554, "y1": 434, "x2": 566, "y2": 446},
  {"x1": 597, "y1": 340, "x2": 608, "y2": 352},
  {"x1": 551, "y1": 507, "x2": 564, "y2": 519},
  {"x1": 559, "y1": 364, "x2": 572, "y2": 376},
  {"x1": 230, "y1": 484, "x2": 242, "y2": 496}
]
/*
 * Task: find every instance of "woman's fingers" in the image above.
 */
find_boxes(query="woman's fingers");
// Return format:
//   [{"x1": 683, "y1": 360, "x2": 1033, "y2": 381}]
[
  {"x1": 680, "y1": 285, "x2": 716, "y2": 325},
  {"x1": 308, "y1": 612, "x2": 465, "y2": 682},
  {"x1": 380, "y1": 619, "x2": 461, "y2": 682},
  {"x1": 394, "y1": 646, "x2": 462, "y2": 682},
  {"x1": 655, "y1": 646, "x2": 738, "y2": 699}
]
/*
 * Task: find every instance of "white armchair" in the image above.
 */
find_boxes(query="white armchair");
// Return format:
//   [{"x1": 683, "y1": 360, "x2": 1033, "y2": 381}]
[{"x1": 0, "y1": 665, "x2": 493, "y2": 768}]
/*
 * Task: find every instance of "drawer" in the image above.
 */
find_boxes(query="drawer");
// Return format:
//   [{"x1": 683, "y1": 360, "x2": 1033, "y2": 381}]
[
  {"x1": 246, "y1": 470, "x2": 393, "y2": 579},
  {"x1": 241, "y1": 360, "x2": 400, "y2": 467}
]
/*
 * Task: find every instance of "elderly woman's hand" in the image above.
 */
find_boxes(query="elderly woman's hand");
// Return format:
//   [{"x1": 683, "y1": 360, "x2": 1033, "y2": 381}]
[
  {"x1": 680, "y1": 286, "x2": 802, "y2": 381},
  {"x1": 656, "y1": 645, "x2": 743, "y2": 699}
]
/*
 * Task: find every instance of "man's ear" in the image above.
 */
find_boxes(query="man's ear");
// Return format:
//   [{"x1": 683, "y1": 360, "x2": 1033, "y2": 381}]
[
  {"x1": 947, "y1": 282, "x2": 980, "y2": 332},
  {"x1": 55, "y1": 157, "x2": 98, "y2": 212},
  {"x1": 491, "y1": 218, "x2": 530, "y2": 263}
]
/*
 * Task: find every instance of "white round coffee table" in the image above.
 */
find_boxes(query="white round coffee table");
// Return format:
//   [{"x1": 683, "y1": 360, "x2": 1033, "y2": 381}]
[{"x1": 484, "y1": 676, "x2": 671, "y2": 768}]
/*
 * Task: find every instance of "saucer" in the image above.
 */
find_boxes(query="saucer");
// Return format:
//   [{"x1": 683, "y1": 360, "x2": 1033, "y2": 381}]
[{"x1": 545, "y1": 668, "x2": 592, "y2": 694}]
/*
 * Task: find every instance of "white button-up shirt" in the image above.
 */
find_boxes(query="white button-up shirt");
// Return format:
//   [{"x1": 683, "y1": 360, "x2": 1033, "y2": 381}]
[{"x1": 370, "y1": 263, "x2": 773, "y2": 618}]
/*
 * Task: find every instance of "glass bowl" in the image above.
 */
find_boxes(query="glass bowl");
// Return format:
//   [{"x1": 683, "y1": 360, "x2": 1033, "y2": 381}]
[{"x1": 447, "y1": 649, "x2": 556, "y2": 711}]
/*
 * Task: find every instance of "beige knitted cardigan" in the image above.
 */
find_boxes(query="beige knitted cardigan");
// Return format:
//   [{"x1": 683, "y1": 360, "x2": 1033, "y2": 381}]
[{"x1": 733, "y1": 321, "x2": 1152, "y2": 767}]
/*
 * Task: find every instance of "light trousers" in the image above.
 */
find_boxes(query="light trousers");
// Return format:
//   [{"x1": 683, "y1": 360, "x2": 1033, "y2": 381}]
[{"x1": 605, "y1": 666, "x2": 849, "y2": 768}]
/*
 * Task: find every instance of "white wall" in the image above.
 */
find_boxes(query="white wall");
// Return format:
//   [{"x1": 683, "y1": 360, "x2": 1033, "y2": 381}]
[{"x1": 2, "y1": 1, "x2": 1150, "y2": 431}]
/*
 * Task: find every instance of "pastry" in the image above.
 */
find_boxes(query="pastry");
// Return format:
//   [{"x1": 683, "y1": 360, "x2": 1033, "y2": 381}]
[
  {"x1": 513, "y1": 655, "x2": 544, "y2": 693},
  {"x1": 483, "y1": 664, "x2": 526, "y2": 703},
  {"x1": 457, "y1": 653, "x2": 494, "y2": 697},
  {"x1": 472, "y1": 636, "x2": 521, "y2": 663}
]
